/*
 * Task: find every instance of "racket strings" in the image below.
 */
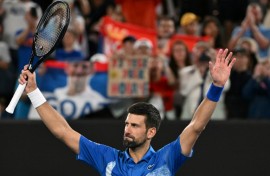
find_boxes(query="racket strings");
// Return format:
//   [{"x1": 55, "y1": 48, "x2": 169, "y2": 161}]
[{"x1": 35, "y1": 3, "x2": 69, "y2": 57}]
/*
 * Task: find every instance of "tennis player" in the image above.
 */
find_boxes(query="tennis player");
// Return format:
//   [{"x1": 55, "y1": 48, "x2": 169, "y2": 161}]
[{"x1": 19, "y1": 48, "x2": 235, "y2": 175}]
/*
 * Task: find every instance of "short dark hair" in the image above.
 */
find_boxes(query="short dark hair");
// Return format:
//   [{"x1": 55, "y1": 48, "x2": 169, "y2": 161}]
[
  {"x1": 158, "y1": 15, "x2": 174, "y2": 24},
  {"x1": 233, "y1": 47, "x2": 250, "y2": 56},
  {"x1": 127, "y1": 102, "x2": 161, "y2": 131},
  {"x1": 122, "y1": 35, "x2": 136, "y2": 44}
]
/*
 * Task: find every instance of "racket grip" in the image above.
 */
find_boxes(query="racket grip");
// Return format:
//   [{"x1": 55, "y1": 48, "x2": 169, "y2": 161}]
[{"x1": 5, "y1": 83, "x2": 27, "y2": 114}]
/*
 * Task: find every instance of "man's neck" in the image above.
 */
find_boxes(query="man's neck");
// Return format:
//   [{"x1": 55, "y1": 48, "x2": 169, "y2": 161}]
[{"x1": 128, "y1": 142, "x2": 150, "y2": 163}]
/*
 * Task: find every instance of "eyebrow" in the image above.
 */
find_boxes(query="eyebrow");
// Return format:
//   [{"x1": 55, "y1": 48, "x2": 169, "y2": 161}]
[{"x1": 125, "y1": 121, "x2": 141, "y2": 126}]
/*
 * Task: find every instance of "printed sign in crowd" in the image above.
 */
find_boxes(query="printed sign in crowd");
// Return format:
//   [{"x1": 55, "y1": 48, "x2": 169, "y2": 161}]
[{"x1": 108, "y1": 55, "x2": 149, "y2": 98}]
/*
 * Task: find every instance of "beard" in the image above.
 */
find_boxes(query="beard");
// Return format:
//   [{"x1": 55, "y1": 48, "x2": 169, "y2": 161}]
[{"x1": 123, "y1": 135, "x2": 147, "y2": 149}]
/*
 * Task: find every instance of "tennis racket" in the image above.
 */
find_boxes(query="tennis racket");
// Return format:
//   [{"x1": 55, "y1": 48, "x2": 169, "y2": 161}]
[{"x1": 6, "y1": 1, "x2": 70, "y2": 114}]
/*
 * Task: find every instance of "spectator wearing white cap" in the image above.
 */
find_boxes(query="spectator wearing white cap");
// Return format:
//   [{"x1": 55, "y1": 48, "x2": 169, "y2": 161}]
[{"x1": 134, "y1": 38, "x2": 153, "y2": 56}]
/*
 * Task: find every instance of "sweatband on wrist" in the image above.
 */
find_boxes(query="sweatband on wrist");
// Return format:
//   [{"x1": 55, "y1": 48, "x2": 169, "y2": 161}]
[
  {"x1": 206, "y1": 83, "x2": 224, "y2": 102},
  {"x1": 27, "y1": 88, "x2": 46, "y2": 108}
]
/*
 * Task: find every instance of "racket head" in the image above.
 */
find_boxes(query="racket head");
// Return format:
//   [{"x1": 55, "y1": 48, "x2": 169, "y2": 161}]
[{"x1": 33, "y1": 1, "x2": 70, "y2": 59}]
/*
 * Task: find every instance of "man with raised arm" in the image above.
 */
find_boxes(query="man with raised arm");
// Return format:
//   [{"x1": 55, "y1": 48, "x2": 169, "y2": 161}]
[{"x1": 18, "y1": 49, "x2": 236, "y2": 175}]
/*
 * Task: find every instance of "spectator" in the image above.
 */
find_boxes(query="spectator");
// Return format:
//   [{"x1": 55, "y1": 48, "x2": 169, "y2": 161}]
[
  {"x1": 54, "y1": 58, "x2": 109, "y2": 119},
  {"x1": 168, "y1": 40, "x2": 192, "y2": 118},
  {"x1": 148, "y1": 55, "x2": 177, "y2": 120},
  {"x1": 0, "y1": 0, "x2": 15, "y2": 119},
  {"x1": 216, "y1": 0, "x2": 248, "y2": 45},
  {"x1": 115, "y1": 35, "x2": 136, "y2": 57},
  {"x1": 87, "y1": 0, "x2": 115, "y2": 27},
  {"x1": 115, "y1": 0, "x2": 161, "y2": 29},
  {"x1": 180, "y1": 42, "x2": 230, "y2": 120},
  {"x1": 109, "y1": 36, "x2": 141, "y2": 119},
  {"x1": 0, "y1": 35, "x2": 14, "y2": 119},
  {"x1": 74, "y1": 0, "x2": 90, "y2": 18},
  {"x1": 29, "y1": 56, "x2": 109, "y2": 119},
  {"x1": 63, "y1": 0, "x2": 87, "y2": 56},
  {"x1": 105, "y1": 2, "x2": 124, "y2": 22},
  {"x1": 200, "y1": 16, "x2": 225, "y2": 49},
  {"x1": 39, "y1": 27, "x2": 84, "y2": 93},
  {"x1": 228, "y1": 2, "x2": 270, "y2": 60},
  {"x1": 3, "y1": 0, "x2": 42, "y2": 70},
  {"x1": 236, "y1": 37, "x2": 259, "y2": 72},
  {"x1": 134, "y1": 38, "x2": 153, "y2": 56},
  {"x1": 243, "y1": 59, "x2": 270, "y2": 119},
  {"x1": 15, "y1": 6, "x2": 39, "y2": 72},
  {"x1": 179, "y1": 12, "x2": 200, "y2": 36},
  {"x1": 86, "y1": 0, "x2": 117, "y2": 57},
  {"x1": 156, "y1": 16, "x2": 176, "y2": 56},
  {"x1": 225, "y1": 48, "x2": 253, "y2": 119}
]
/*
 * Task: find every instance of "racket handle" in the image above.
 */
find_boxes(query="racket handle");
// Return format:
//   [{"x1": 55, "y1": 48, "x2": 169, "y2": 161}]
[{"x1": 5, "y1": 83, "x2": 27, "y2": 114}]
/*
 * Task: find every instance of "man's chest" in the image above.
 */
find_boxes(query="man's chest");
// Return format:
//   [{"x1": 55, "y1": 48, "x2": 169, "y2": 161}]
[{"x1": 104, "y1": 159, "x2": 172, "y2": 176}]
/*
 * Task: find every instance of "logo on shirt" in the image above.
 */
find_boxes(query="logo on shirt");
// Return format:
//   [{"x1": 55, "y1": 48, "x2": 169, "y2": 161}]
[
  {"x1": 147, "y1": 164, "x2": 155, "y2": 170},
  {"x1": 106, "y1": 161, "x2": 116, "y2": 176}
]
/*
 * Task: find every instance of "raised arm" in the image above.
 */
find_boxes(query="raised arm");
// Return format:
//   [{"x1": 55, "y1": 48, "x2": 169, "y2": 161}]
[
  {"x1": 179, "y1": 49, "x2": 236, "y2": 156},
  {"x1": 19, "y1": 66, "x2": 81, "y2": 154}
]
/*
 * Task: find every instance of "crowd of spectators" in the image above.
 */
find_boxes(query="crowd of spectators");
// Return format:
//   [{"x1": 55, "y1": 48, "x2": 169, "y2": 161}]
[{"x1": 1, "y1": 0, "x2": 270, "y2": 120}]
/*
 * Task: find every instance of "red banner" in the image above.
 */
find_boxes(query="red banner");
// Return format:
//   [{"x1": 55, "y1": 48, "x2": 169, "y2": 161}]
[{"x1": 100, "y1": 16, "x2": 209, "y2": 57}]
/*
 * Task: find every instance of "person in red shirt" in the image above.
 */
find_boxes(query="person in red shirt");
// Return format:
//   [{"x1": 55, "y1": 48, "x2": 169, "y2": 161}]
[{"x1": 115, "y1": 0, "x2": 161, "y2": 29}]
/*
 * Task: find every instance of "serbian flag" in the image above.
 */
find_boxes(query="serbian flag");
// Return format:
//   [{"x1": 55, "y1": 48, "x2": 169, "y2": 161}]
[
  {"x1": 99, "y1": 16, "x2": 157, "y2": 57},
  {"x1": 99, "y1": 16, "x2": 209, "y2": 57}
]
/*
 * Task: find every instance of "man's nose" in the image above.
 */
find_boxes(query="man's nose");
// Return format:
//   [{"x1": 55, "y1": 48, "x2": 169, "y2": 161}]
[{"x1": 125, "y1": 125, "x2": 131, "y2": 133}]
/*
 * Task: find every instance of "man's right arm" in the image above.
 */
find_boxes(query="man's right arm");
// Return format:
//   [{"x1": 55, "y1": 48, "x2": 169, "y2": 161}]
[
  {"x1": 36, "y1": 103, "x2": 81, "y2": 154},
  {"x1": 19, "y1": 67, "x2": 81, "y2": 154}
]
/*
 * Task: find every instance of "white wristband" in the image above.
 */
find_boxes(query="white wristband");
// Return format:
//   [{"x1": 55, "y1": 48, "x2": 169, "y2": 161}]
[{"x1": 27, "y1": 88, "x2": 46, "y2": 108}]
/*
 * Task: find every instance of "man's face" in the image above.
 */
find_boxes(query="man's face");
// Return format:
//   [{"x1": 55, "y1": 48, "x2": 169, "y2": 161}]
[
  {"x1": 123, "y1": 114, "x2": 148, "y2": 149},
  {"x1": 184, "y1": 21, "x2": 198, "y2": 35},
  {"x1": 24, "y1": 10, "x2": 37, "y2": 28},
  {"x1": 136, "y1": 46, "x2": 152, "y2": 56},
  {"x1": 123, "y1": 41, "x2": 135, "y2": 54},
  {"x1": 158, "y1": 19, "x2": 175, "y2": 38},
  {"x1": 233, "y1": 53, "x2": 249, "y2": 71},
  {"x1": 63, "y1": 31, "x2": 76, "y2": 48}
]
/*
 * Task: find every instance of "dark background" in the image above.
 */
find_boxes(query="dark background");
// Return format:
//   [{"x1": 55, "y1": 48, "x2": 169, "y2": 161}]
[{"x1": 0, "y1": 120, "x2": 270, "y2": 176}]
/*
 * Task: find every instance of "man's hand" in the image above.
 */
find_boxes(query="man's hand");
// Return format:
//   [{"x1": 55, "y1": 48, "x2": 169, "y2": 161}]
[
  {"x1": 209, "y1": 49, "x2": 236, "y2": 87},
  {"x1": 19, "y1": 65, "x2": 37, "y2": 94}
]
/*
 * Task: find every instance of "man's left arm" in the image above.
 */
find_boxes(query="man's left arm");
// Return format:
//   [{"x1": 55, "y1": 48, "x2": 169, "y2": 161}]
[{"x1": 179, "y1": 49, "x2": 236, "y2": 156}]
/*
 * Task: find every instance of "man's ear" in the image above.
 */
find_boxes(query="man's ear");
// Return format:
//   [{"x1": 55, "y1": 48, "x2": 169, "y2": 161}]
[{"x1": 147, "y1": 127, "x2": 156, "y2": 139}]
